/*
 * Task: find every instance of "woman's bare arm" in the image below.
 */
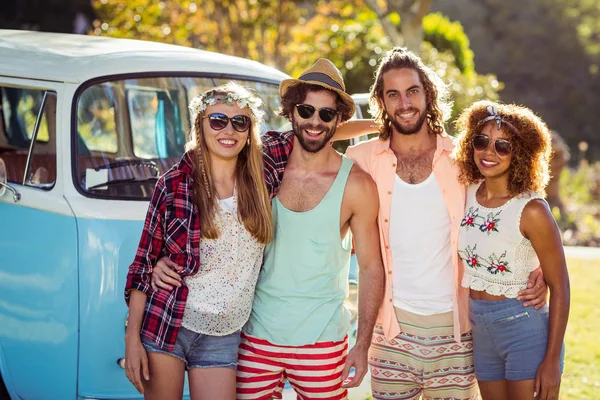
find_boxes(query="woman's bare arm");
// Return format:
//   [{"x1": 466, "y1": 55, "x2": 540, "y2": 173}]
[
  {"x1": 521, "y1": 199, "x2": 570, "y2": 399},
  {"x1": 125, "y1": 290, "x2": 150, "y2": 394}
]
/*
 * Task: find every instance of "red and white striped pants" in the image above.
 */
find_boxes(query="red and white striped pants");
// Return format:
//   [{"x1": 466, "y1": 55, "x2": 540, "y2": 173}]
[{"x1": 236, "y1": 332, "x2": 349, "y2": 400}]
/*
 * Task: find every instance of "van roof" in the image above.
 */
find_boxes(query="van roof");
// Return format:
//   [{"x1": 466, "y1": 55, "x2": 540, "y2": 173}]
[{"x1": 0, "y1": 30, "x2": 289, "y2": 84}]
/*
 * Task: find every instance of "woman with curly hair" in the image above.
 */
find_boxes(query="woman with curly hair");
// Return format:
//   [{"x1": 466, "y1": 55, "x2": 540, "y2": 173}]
[{"x1": 454, "y1": 101, "x2": 570, "y2": 400}]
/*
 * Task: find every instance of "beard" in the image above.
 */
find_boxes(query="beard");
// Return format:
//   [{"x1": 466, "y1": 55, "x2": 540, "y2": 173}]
[
  {"x1": 292, "y1": 117, "x2": 337, "y2": 153},
  {"x1": 388, "y1": 108, "x2": 427, "y2": 136}
]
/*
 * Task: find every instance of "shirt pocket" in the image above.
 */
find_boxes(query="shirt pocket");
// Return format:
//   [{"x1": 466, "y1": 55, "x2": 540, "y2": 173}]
[
  {"x1": 300, "y1": 238, "x2": 334, "y2": 275},
  {"x1": 164, "y1": 217, "x2": 189, "y2": 254}
]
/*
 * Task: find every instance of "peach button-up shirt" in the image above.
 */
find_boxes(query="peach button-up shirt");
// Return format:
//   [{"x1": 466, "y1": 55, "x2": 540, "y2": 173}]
[{"x1": 346, "y1": 133, "x2": 470, "y2": 342}]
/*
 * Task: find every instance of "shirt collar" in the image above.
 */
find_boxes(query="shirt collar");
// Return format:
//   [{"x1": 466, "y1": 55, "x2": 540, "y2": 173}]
[{"x1": 437, "y1": 131, "x2": 455, "y2": 153}]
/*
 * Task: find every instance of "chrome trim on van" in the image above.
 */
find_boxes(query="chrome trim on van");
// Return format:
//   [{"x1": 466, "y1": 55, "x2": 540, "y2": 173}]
[{"x1": 0, "y1": 180, "x2": 20, "y2": 202}]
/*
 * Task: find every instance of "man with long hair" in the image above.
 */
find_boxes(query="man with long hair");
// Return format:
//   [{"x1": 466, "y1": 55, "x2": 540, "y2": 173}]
[{"x1": 345, "y1": 47, "x2": 547, "y2": 400}]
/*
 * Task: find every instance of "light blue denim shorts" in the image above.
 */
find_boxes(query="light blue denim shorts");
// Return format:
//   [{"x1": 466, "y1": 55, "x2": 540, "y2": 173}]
[
  {"x1": 469, "y1": 298, "x2": 564, "y2": 381},
  {"x1": 142, "y1": 326, "x2": 241, "y2": 370}
]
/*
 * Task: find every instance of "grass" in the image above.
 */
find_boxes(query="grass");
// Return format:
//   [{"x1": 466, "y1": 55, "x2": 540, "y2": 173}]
[{"x1": 561, "y1": 256, "x2": 600, "y2": 399}]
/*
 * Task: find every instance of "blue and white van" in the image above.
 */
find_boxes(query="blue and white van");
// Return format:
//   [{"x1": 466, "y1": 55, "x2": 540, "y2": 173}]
[{"x1": 0, "y1": 30, "x2": 370, "y2": 400}]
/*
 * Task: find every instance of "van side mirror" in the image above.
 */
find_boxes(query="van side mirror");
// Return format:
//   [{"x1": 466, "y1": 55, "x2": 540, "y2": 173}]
[{"x1": 0, "y1": 158, "x2": 21, "y2": 202}]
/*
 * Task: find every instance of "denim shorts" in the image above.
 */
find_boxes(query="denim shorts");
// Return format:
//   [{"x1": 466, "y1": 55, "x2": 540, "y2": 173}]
[
  {"x1": 469, "y1": 298, "x2": 564, "y2": 381},
  {"x1": 142, "y1": 326, "x2": 242, "y2": 370}
]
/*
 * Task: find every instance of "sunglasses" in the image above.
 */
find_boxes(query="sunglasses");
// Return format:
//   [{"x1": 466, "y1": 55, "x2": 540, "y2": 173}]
[
  {"x1": 295, "y1": 104, "x2": 339, "y2": 123},
  {"x1": 204, "y1": 113, "x2": 251, "y2": 132},
  {"x1": 472, "y1": 134, "x2": 511, "y2": 156}
]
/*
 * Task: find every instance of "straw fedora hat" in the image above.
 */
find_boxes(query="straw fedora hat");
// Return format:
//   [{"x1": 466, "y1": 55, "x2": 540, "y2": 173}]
[{"x1": 279, "y1": 58, "x2": 355, "y2": 120}]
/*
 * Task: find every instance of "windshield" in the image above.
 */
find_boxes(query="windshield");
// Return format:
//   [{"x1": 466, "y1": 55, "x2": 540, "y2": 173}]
[{"x1": 74, "y1": 76, "x2": 286, "y2": 200}]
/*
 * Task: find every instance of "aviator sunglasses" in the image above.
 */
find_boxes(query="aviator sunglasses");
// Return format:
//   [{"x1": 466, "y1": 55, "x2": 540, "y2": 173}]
[
  {"x1": 472, "y1": 134, "x2": 511, "y2": 156},
  {"x1": 295, "y1": 104, "x2": 339, "y2": 123},
  {"x1": 204, "y1": 113, "x2": 251, "y2": 132}
]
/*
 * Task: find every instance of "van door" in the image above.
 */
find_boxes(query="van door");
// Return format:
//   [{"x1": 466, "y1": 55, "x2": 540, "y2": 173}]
[{"x1": 0, "y1": 82, "x2": 79, "y2": 399}]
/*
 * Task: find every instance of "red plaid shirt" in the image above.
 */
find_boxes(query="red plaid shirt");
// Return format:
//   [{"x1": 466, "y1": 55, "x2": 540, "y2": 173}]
[{"x1": 125, "y1": 130, "x2": 294, "y2": 350}]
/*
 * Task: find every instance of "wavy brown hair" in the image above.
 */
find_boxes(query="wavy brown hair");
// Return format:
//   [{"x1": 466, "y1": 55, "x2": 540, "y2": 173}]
[
  {"x1": 369, "y1": 47, "x2": 453, "y2": 140},
  {"x1": 185, "y1": 82, "x2": 273, "y2": 244},
  {"x1": 454, "y1": 101, "x2": 552, "y2": 196},
  {"x1": 279, "y1": 83, "x2": 353, "y2": 122}
]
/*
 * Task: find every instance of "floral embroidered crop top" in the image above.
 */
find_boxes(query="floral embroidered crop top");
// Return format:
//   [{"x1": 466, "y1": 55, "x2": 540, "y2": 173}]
[{"x1": 458, "y1": 182, "x2": 543, "y2": 298}]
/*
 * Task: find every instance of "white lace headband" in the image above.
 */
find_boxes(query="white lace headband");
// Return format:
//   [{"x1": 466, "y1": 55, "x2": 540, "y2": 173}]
[{"x1": 188, "y1": 90, "x2": 263, "y2": 118}]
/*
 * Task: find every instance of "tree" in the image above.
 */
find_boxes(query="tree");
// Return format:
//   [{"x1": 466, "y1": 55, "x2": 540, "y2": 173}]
[
  {"x1": 91, "y1": 0, "x2": 302, "y2": 70},
  {"x1": 362, "y1": 0, "x2": 432, "y2": 54}
]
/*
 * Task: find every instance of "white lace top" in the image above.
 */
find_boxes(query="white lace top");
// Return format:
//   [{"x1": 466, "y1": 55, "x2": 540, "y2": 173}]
[
  {"x1": 181, "y1": 192, "x2": 264, "y2": 335},
  {"x1": 458, "y1": 182, "x2": 543, "y2": 298}
]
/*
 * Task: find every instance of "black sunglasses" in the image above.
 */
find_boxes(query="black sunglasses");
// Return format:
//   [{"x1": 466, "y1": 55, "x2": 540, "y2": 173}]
[
  {"x1": 472, "y1": 134, "x2": 511, "y2": 156},
  {"x1": 295, "y1": 104, "x2": 339, "y2": 123},
  {"x1": 204, "y1": 113, "x2": 251, "y2": 132}
]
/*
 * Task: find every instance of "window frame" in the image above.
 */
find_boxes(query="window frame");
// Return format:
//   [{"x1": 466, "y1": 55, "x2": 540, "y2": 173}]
[
  {"x1": 0, "y1": 84, "x2": 58, "y2": 190},
  {"x1": 72, "y1": 72, "x2": 283, "y2": 201}
]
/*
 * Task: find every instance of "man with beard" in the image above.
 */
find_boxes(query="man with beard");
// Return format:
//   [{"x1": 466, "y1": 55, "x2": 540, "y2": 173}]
[
  {"x1": 345, "y1": 47, "x2": 547, "y2": 400},
  {"x1": 235, "y1": 59, "x2": 384, "y2": 399}
]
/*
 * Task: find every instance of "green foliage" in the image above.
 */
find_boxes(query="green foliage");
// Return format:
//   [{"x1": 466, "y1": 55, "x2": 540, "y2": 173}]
[
  {"x1": 423, "y1": 13, "x2": 475, "y2": 75},
  {"x1": 558, "y1": 162, "x2": 600, "y2": 246},
  {"x1": 554, "y1": 0, "x2": 600, "y2": 57},
  {"x1": 284, "y1": 2, "x2": 388, "y2": 94},
  {"x1": 420, "y1": 42, "x2": 501, "y2": 129},
  {"x1": 91, "y1": 0, "x2": 303, "y2": 69},
  {"x1": 562, "y1": 257, "x2": 600, "y2": 400}
]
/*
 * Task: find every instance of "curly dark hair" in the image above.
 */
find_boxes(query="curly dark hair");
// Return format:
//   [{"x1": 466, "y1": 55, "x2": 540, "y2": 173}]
[
  {"x1": 369, "y1": 47, "x2": 453, "y2": 140},
  {"x1": 279, "y1": 83, "x2": 353, "y2": 122},
  {"x1": 454, "y1": 101, "x2": 552, "y2": 197}
]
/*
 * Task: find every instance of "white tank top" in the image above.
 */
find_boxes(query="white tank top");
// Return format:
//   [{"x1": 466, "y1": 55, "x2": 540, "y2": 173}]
[
  {"x1": 458, "y1": 182, "x2": 542, "y2": 298},
  {"x1": 389, "y1": 174, "x2": 454, "y2": 315}
]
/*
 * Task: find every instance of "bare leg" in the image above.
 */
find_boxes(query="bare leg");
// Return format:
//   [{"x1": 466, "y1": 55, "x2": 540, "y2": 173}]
[
  {"x1": 189, "y1": 367, "x2": 236, "y2": 400},
  {"x1": 478, "y1": 380, "x2": 509, "y2": 400},
  {"x1": 143, "y1": 352, "x2": 186, "y2": 400},
  {"x1": 507, "y1": 379, "x2": 537, "y2": 400}
]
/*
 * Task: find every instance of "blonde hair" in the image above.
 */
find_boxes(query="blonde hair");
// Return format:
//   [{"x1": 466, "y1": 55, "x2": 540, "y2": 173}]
[{"x1": 186, "y1": 82, "x2": 273, "y2": 244}]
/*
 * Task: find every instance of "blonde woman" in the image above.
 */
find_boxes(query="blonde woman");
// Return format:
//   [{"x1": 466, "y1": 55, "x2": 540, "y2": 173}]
[{"x1": 124, "y1": 82, "x2": 277, "y2": 400}]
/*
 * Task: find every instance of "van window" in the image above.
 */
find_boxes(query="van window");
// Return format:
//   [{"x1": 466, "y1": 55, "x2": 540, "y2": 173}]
[
  {"x1": 77, "y1": 83, "x2": 118, "y2": 153},
  {"x1": 75, "y1": 76, "x2": 286, "y2": 200},
  {"x1": 0, "y1": 87, "x2": 57, "y2": 188},
  {"x1": 128, "y1": 86, "x2": 198, "y2": 159}
]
